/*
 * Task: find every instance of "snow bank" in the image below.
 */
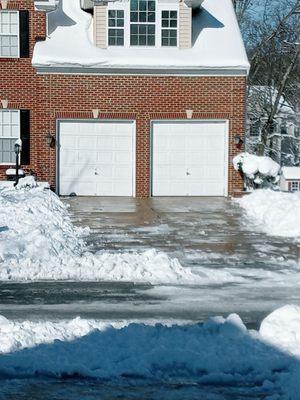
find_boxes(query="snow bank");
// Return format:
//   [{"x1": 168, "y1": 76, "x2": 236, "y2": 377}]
[
  {"x1": 0, "y1": 306, "x2": 299, "y2": 399},
  {"x1": 233, "y1": 152, "x2": 280, "y2": 180},
  {"x1": 236, "y1": 189, "x2": 300, "y2": 238},
  {"x1": 0, "y1": 184, "x2": 200, "y2": 284}
]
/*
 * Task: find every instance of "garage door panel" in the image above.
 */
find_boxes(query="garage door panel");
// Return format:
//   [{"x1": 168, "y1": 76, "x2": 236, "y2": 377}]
[
  {"x1": 59, "y1": 121, "x2": 134, "y2": 196},
  {"x1": 78, "y1": 151, "x2": 98, "y2": 164},
  {"x1": 115, "y1": 152, "x2": 132, "y2": 163},
  {"x1": 78, "y1": 136, "x2": 97, "y2": 149},
  {"x1": 152, "y1": 121, "x2": 227, "y2": 196}
]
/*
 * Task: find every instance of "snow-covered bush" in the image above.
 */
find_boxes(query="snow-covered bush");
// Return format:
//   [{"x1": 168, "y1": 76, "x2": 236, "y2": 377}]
[{"x1": 233, "y1": 152, "x2": 280, "y2": 190}]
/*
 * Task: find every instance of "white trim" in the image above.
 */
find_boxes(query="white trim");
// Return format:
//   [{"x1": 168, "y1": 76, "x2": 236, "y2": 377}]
[
  {"x1": 0, "y1": 109, "x2": 20, "y2": 165},
  {"x1": 57, "y1": 119, "x2": 136, "y2": 197},
  {"x1": 0, "y1": 10, "x2": 20, "y2": 59},
  {"x1": 150, "y1": 119, "x2": 229, "y2": 197}
]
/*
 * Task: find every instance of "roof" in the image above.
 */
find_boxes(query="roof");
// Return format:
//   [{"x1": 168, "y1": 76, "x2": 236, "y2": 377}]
[
  {"x1": 32, "y1": 0, "x2": 250, "y2": 73},
  {"x1": 282, "y1": 167, "x2": 300, "y2": 180}
]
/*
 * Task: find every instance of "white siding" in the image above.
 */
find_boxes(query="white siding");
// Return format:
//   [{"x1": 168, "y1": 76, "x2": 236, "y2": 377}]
[
  {"x1": 179, "y1": 2, "x2": 192, "y2": 49},
  {"x1": 94, "y1": 5, "x2": 107, "y2": 49}
]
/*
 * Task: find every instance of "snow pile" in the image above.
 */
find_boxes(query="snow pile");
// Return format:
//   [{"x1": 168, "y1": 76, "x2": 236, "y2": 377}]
[
  {"x1": 233, "y1": 152, "x2": 280, "y2": 187},
  {"x1": 0, "y1": 306, "x2": 299, "y2": 398},
  {"x1": 236, "y1": 189, "x2": 300, "y2": 238},
  {"x1": 0, "y1": 185, "x2": 200, "y2": 284},
  {"x1": 0, "y1": 184, "x2": 86, "y2": 265}
]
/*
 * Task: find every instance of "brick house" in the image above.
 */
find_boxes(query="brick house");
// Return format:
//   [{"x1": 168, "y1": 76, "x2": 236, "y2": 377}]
[{"x1": 0, "y1": 0, "x2": 249, "y2": 197}]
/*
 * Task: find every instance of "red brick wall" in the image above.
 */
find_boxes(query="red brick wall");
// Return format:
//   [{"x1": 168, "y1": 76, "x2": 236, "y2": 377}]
[{"x1": 0, "y1": 0, "x2": 246, "y2": 197}]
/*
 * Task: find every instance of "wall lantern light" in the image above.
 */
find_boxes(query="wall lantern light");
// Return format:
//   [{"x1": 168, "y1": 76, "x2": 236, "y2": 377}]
[
  {"x1": 1, "y1": 99, "x2": 8, "y2": 109},
  {"x1": 14, "y1": 139, "x2": 22, "y2": 187},
  {"x1": 233, "y1": 134, "x2": 244, "y2": 147},
  {"x1": 46, "y1": 133, "x2": 56, "y2": 148}
]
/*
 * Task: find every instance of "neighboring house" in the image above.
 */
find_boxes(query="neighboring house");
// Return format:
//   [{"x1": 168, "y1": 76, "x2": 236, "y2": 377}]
[
  {"x1": 246, "y1": 86, "x2": 300, "y2": 166},
  {"x1": 0, "y1": 0, "x2": 249, "y2": 197},
  {"x1": 280, "y1": 167, "x2": 300, "y2": 192}
]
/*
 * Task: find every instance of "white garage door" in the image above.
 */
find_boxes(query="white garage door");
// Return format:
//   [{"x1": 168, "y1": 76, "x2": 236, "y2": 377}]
[
  {"x1": 152, "y1": 121, "x2": 228, "y2": 196},
  {"x1": 59, "y1": 121, "x2": 135, "y2": 196}
]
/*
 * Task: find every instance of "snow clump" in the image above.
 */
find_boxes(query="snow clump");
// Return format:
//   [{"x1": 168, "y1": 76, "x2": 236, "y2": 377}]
[{"x1": 233, "y1": 152, "x2": 280, "y2": 189}]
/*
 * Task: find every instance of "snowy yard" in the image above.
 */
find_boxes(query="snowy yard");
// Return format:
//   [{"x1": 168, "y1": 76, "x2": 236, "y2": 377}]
[{"x1": 0, "y1": 182, "x2": 300, "y2": 399}]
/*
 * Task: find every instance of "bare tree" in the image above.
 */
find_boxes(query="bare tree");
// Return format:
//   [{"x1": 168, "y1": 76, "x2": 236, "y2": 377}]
[{"x1": 236, "y1": 0, "x2": 300, "y2": 162}]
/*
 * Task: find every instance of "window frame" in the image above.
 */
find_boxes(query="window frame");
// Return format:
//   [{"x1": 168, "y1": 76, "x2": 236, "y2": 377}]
[
  {"x1": 106, "y1": 0, "x2": 179, "y2": 49},
  {"x1": 0, "y1": 109, "x2": 20, "y2": 165},
  {"x1": 161, "y1": 10, "x2": 178, "y2": 47},
  {"x1": 0, "y1": 10, "x2": 20, "y2": 58},
  {"x1": 108, "y1": 9, "x2": 125, "y2": 46},
  {"x1": 130, "y1": 0, "x2": 156, "y2": 47},
  {"x1": 291, "y1": 181, "x2": 300, "y2": 192}
]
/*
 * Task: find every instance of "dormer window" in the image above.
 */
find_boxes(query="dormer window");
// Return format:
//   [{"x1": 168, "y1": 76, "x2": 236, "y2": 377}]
[
  {"x1": 161, "y1": 10, "x2": 177, "y2": 46},
  {"x1": 130, "y1": 0, "x2": 156, "y2": 46},
  {"x1": 108, "y1": 10, "x2": 124, "y2": 46},
  {"x1": 98, "y1": 0, "x2": 186, "y2": 49}
]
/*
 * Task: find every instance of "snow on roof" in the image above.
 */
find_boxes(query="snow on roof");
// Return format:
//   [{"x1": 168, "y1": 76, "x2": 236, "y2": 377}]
[
  {"x1": 282, "y1": 167, "x2": 300, "y2": 180},
  {"x1": 32, "y1": 0, "x2": 250, "y2": 72}
]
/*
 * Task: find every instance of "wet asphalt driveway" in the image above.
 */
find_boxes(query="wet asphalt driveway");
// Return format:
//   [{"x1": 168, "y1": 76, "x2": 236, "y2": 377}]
[{"x1": 0, "y1": 196, "x2": 299, "y2": 328}]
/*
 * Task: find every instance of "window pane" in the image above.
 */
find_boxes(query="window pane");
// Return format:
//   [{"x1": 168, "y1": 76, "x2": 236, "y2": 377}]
[
  {"x1": 108, "y1": 28, "x2": 124, "y2": 46},
  {"x1": 130, "y1": 34, "x2": 138, "y2": 45},
  {"x1": 108, "y1": 19, "x2": 115, "y2": 27},
  {"x1": 140, "y1": 1, "x2": 147, "y2": 11},
  {"x1": 108, "y1": 10, "x2": 116, "y2": 18},
  {"x1": 117, "y1": 10, "x2": 124, "y2": 18},
  {"x1": 169, "y1": 37, "x2": 177, "y2": 46},
  {"x1": 131, "y1": 0, "x2": 139, "y2": 11},
  {"x1": 0, "y1": 138, "x2": 16, "y2": 163},
  {"x1": 131, "y1": 24, "x2": 138, "y2": 34},
  {"x1": 130, "y1": 11, "x2": 138, "y2": 21},
  {"x1": 148, "y1": 11, "x2": 155, "y2": 22},
  {"x1": 148, "y1": 25, "x2": 155, "y2": 34},
  {"x1": 148, "y1": 1, "x2": 155, "y2": 11},
  {"x1": 139, "y1": 12, "x2": 146, "y2": 22},
  {"x1": 170, "y1": 11, "x2": 177, "y2": 18},
  {"x1": 148, "y1": 35, "x2": 155, "y2": 46},
  {"x1": 162, "y1": 10, "x2": 168, "y2": 18},
  {"x1": 170, "y1": 19, "x2": 177, "y2": 28}
]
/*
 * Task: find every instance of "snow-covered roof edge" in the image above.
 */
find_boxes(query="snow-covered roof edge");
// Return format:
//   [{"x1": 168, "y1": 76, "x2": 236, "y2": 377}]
[
  {"x1": 282, "y1": 167, "x2": 300, "y2": 180},
  {"x1": 32, "y1": 0, "x2": 250, "y2": 73}
]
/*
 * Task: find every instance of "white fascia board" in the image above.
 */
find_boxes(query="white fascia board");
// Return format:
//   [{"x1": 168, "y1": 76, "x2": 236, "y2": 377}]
[{"x1": 34, "y1": 0, "x2": 59, "y2": 11}]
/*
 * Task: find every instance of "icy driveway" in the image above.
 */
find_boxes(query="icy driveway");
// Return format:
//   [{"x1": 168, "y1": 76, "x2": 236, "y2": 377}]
[
  {"x1": 62, "y1": 196, "x2": 299, "y2": 327},
  {"x1": 1, "y1": 196, "x2": 299, "y2": 328}
]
